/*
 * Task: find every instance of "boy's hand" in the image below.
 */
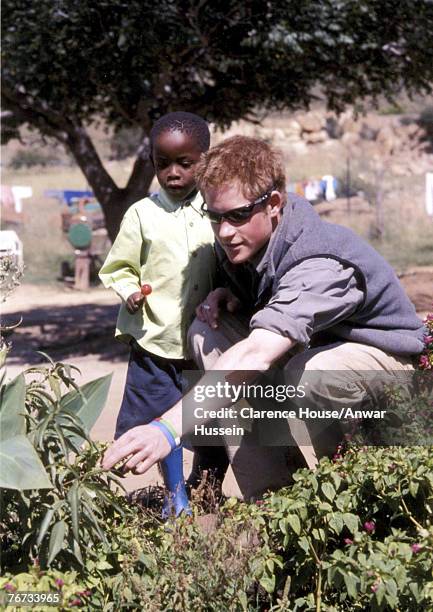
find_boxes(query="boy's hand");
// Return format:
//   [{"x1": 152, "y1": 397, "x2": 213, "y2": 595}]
[
  {"x1": 126, "y1": 291, "x2": 145, "y2": 314},
  {"x1": 196, "y1": 288, "x2": 241, "y2": 329}
]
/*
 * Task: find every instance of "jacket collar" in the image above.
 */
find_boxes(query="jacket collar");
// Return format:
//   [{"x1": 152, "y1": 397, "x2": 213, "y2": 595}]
[{"x1": 156, "y1": 188, "x2": 204, "y2": 217}]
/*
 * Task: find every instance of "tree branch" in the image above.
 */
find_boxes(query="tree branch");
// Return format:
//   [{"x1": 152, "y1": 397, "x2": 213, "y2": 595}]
[
  {"x1": 124, "y1": 135, "x2": 155, "y2": 202},
  {"x1": 65, "y1": 125, "x2": 120, "y2": 204}
]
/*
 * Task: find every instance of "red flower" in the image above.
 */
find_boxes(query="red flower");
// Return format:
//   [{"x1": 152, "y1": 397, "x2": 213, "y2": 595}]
[
  {"x1": 419, "y1": 355, "x2": 431, "y2": 369},
  {"x1": 69, "y1": 598, "x2": 83, "y2": 607},
  {"x1": 344, "y1": 538, "x2": 353, "y2": 545},
  {"x1": 411, "y1": 543, "x2": 422, "y2": 553},
  {"x1": 363, "y1": 520, "x2": 376, "y2": 534}
]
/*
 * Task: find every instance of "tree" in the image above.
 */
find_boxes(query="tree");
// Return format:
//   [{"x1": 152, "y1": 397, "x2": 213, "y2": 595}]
[{"x1": 2, "y1": 0, "x2": 432, "y2": 240}]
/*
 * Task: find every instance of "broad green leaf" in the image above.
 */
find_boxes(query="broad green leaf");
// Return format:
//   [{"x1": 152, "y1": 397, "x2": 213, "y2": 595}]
[
  {"x1": 286, "y1": 514, "x2": 301, "y2": 535},
  {"x1": 343, "y1": 573, "x2": 358, "y2": 599},
  {"x1": 342, "y1": 512, "x2": 359, "y2": 534},
  {"x1": 0, "y1": 435, "x2": 52, "y2": 490},
  {"x1": 329, "y1": 513, "x2": 344, "y2": 534},
  {"x1": 47, "y1": 520, "x2": 67, "y2": 566},
  {"x1": 0, "y1": 374, "x2": 26, "y2": 440},
  {"x1": 95, "y1": 560, "x2": 113, "y2": 570},
  {"x1": 298, "y1": 536, "x2": 310, "y2": 554},
  {"x1": 259, "y1": 569, "x2": 276, "y2": 594},
  {"x1": 322, "y1": 482, "x2": 336, "y2": 502},
  {"x1": 60, "y1": 374, "x2": 112, "y2": 446}
]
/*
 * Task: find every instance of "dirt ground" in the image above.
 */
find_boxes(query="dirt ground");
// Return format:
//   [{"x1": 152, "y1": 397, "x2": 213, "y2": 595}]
[{"x1": 2, "y1": 272, "x2": 432, "y2": 495}]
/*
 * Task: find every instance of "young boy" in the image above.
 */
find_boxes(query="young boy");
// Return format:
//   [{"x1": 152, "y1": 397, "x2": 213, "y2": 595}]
[{"x1": 99, "y1": 111, "x2": 216, "y2": 516}]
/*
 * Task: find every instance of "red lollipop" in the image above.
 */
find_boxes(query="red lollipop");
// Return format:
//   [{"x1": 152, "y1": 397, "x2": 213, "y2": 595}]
[{"x1": 141, "y1": 283, "x2": 152, "y2": 296}]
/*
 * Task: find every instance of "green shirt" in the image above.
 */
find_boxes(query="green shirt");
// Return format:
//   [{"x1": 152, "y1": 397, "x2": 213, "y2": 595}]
[{"x1": 99, "y1": 189, "x2": 216, "y2": 359}]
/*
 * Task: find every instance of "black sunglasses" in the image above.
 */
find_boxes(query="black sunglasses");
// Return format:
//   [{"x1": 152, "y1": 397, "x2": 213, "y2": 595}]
[{"x1": 201, "y1": 188, "x2": 274, "y2": 224}]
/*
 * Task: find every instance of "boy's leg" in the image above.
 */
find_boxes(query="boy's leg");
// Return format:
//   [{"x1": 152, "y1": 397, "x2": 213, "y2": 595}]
[{"x1": 116, "y1": 344, "x2": 190, "y2": 516}]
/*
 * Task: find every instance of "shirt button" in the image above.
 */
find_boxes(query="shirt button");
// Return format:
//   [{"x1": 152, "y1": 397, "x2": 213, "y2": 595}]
[
  {"x1": 193, "y1": 284, "x2": 199, "y2": 290},
  {"x1": 189, "y1": 222, "x2": 194, "y2": 227}
]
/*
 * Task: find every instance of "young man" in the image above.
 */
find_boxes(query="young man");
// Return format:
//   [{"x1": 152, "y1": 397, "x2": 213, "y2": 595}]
[{"x1": 103, "y1": 136, "x2": 424, "y2": 500}]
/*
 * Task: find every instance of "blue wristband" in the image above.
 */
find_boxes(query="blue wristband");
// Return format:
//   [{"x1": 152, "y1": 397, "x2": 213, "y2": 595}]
[{"x1": 149, "y1": 420, "x2": 177, "y2": 451}]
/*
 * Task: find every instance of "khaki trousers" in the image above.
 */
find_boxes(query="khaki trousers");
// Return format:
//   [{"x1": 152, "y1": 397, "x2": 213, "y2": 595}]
[{"x1": 187, "y1": 313, "x2": 414, "y2": 500}]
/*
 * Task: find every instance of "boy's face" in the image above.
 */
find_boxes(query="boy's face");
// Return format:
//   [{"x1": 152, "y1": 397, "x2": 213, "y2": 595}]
[{"x1": 152, "y1": 130, "x2": 203, "y2": 201}]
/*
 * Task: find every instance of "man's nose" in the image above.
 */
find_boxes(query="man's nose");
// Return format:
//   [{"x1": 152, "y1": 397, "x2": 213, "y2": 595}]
[{"x1": 216, "y1": 219, "x2": 236, "y2": 240}]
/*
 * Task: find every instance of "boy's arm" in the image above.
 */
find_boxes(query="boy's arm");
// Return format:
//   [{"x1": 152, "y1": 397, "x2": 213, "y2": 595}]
[{"x1": 99, "y1": 207, "x2": 145, "y2": 302}]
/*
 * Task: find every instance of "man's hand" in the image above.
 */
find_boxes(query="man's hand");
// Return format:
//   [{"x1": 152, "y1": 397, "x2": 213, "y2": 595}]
[
  {"x1": 126, "y1": 291, "x2": 145, "y2": 314},
  {"x1": 102, "y1": 424, "x2": 172, "y2": 474},
  {"x1": 196, "y1": 288, "x2": 240, "y2": 329}
]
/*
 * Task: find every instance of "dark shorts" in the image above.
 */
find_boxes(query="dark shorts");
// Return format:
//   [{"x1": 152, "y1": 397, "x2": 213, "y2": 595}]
[{"x1": 115, "y1": 343, "x2": 190, "y2": 440}]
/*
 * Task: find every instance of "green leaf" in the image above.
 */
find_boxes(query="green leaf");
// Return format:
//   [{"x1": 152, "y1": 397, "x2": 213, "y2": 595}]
[
  {"x1": 286, "y1": 514, "x2": 301, "y2": 535},
  {"x1": 37, "y1": 500, "x2": 64, "y2": 546},
  {"x1": 73, "y1": 538, "x2": 84, "y2": 566},
  {"x1": 259, "y1": 569, "x2": 276, "y2": 594},
  {"x1": 0, "y1": 435, "x2": 52, "y2": 489},
  {"x1": 0, "y1": 374, "x2": 26, "y2": 440},
  {"x1": 409, "y1": 481, "x2": 419, "y2": 497},
  {"x1": 37, "y1": 508, "x2": 55, "y2": 547},
  {"x1": 95, "y1": 560, "x2": 113, "y2": 570},
  {"x1": 329, "y1": 513, "x2": 344, "y2": 534},
  {"x1": 68, "y1": 482, "x2": 80, "y2": 543},
  {"x1": 298, "y1": 536, "x2": 310, "y2": 554},
  {"x1": 343, "y1": 573, "x2": 358, "y2": 599},
  {"x1": 60, "y1": 374, "x2": 112, "y2": 446},
  {"x1": 47, "y1": 520, "x2": 66, "y2": 566},
  {"x1": 321, "y1": 482, "x2": 336, "y2": 502},
  {"x1": 342, "y1": 512, "x2": 359, "y2": 534}
]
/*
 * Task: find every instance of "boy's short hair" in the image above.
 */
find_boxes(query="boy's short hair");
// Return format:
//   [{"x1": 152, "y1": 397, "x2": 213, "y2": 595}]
[
  {"x1": 195, "y1": 136, "x2": 286, "y2": 200},
  {"x1": 150, "y1": 111, "x2": 210, "y2": 152}
]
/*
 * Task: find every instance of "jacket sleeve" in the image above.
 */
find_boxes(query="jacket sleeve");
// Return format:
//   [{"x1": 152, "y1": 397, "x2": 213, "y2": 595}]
[{"x1": 250, "y1": 258, "x2": 364, "y2": 347}]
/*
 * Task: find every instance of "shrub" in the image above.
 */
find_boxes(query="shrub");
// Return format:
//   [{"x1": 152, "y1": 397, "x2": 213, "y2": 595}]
[
  {"x1": 1, "y1": 305, "x2": 432, "y2": 609},
  {"x1": 263, "y1": 446, "x2": 433, "y2": 610},
  {"x1": 0, "y1": 359, "x2": 126, "y2": 573},
  {"x1": 0, "y1": 567, "x2": 88, "y2": 610}
]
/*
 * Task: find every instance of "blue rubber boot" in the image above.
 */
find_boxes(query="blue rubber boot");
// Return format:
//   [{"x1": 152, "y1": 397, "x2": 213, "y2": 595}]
[{"x1": 160, "y1": 445, "x2": 191, "y2": 518}]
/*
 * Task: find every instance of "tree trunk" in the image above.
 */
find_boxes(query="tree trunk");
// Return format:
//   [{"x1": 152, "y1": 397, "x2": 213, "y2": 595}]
[
  {"x1": 1, "y1": 88, "x2": 155, "y2": 241},
  {"x1": 66, "y1": 126, "x2": 155, "y2": 242}
]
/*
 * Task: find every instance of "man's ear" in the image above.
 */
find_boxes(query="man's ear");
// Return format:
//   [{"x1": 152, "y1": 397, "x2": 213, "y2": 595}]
[{"x1": 268, "y1": 191, "x2": 284, "y2": 218}]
